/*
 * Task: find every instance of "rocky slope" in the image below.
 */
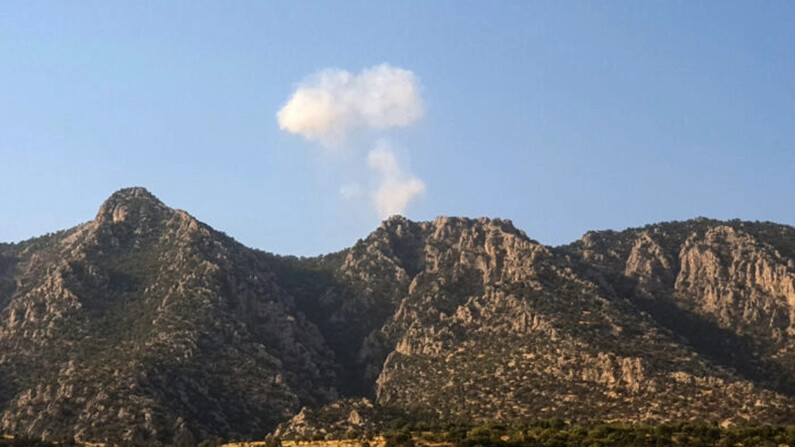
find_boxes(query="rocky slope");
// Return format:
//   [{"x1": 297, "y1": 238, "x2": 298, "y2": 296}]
[
  {"x1": 563, "y1": 220, "x2": 795, "y2": 398},
  {"x1": 0, "y1": 188, "x2": 337, "y2": 444},
  {"x1": 352, "y1": 218, "x2": 795, "y2": 425},
  {"x1": 1, "y1": 188, "x2": 794, "y2": 444}
]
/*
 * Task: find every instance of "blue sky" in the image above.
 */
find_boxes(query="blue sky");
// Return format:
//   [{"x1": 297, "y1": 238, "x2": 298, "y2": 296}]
[{"x1": 1, "y1": 1, "x2": 793, "y2": 256}]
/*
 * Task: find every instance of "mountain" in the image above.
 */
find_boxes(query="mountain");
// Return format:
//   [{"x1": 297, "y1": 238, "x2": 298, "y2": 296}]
[
  {"x1": 0, "y1": 188, "x2": 794, "y2": 444},
  {"x1": 0, "y1": 188, "x2": 337, "y2": 444}
]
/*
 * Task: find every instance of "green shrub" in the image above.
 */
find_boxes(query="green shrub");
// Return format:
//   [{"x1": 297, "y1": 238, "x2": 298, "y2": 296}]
[{"x1": 384, "y1": 431, "x2": 414, "y2": 447}]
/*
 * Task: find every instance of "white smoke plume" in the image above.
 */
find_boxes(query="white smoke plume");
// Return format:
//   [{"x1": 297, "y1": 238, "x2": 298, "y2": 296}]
[
  {"x1": 277, "y1": 64, "x2": 423, "y2": 147},
  {"x1": 367, "y1": 142, "x2": 425, "y2": 218},
  {"x1": 339, "y1": 183, "x2": 364, "y2": 200}
]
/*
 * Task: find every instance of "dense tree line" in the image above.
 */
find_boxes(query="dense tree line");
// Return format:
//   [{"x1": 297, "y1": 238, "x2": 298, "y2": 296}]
[
  {"x1": 0, "y1": 437, "x2": 60, "y2": 447},
  {"x1": 379, "y1": 419, "x2": 795, "y2": 447},
  {"x1": 5, "y1": 419, "x2": 795, "y2": 447}
]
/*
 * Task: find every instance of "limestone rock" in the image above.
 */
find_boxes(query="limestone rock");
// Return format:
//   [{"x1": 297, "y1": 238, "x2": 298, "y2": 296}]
[{"x1": 1, "y1": 190, "x2": 794, "y2": 444}]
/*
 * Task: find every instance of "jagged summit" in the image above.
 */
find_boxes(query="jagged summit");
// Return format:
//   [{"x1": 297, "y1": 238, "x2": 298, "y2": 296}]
[
  {"x1": 99, "y1": 187, "x2": 164, "y2": 208},
  {"x1": 0, "y1": 189, "x2": 794, "y2": 444},
  {"x1": 95, "y1": 186, "x2": 169, "y2": 225},
  {"x1": 374, "y1": 215, "x2": 533, "y2": 250},
  {"x1": 379, "y1": 215, "x2": 524, "y2": 233}
]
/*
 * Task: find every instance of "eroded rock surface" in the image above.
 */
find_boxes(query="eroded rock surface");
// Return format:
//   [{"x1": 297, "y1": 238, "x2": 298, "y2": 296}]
[{"x1": 1, "y1": 191, "x2": 794, "y2": 444}]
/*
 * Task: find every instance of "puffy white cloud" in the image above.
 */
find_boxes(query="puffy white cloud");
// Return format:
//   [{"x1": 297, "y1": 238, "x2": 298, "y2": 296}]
[
  {"x1": 277, "y1": 64, "x2": 423, "y2": 147},
  {"x1": 277, "y1": 65, "x2": 427, "y2": 218},
  {"x1": 367, "y1": 142, "x2": 425, "y2": 218}
]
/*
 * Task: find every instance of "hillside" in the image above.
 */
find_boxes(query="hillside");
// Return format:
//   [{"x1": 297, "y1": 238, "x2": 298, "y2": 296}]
[
  {"x1": 0, "y1": 188, "x2": 794, "y2": 444},
  {"x1": 0, "y1": 189, "x2": 337, "y2": 444}
]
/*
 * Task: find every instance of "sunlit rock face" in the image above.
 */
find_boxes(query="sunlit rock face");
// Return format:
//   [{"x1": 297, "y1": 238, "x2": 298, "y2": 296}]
[
  {"x1": 369, "y1": 218, "x2": 795, "y2": 425},
  {"x1": 1, "y1": 190, "x2": 794, "y2": 444}
]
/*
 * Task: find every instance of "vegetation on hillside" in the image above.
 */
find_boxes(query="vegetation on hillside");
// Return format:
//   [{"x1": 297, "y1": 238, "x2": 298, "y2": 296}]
[
  {"x1": 378, "y1": 420, "x2": 795, "y2": 447},
  {"x1": 2, "y1": 189, "x2": 795, "y2": 445}
]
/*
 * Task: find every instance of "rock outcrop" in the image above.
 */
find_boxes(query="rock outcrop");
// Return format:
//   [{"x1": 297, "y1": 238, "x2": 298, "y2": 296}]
[{"x1": 1, "y1": 190, "x2": 794, "y2": 444}]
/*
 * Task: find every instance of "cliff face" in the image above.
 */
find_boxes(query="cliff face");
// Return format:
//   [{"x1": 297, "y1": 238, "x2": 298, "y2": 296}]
[
  {"x1": 1, "y1": 189, "x2": 794, "y2": 444},
  {"x1": 359, "y1": 218, "x2": 794, "y2": 424},
  {"x1": 566, "y1": 220, "x2": 795, "y2": 397}
]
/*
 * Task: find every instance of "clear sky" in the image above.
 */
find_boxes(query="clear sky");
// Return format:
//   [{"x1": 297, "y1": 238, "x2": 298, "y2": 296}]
[{"x1": 1, "y1": 1, "x2": 793, "y2": 256}]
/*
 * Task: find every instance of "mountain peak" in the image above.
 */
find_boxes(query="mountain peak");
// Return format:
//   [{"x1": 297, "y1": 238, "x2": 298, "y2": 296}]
[
  {"x1": 95, "y1": 187, "x2": 169, "y2": 225},
  {"x1": 2, "y1": 191, "x2": 795, "y2": 442},
  {"x1": 105, "y1": 186, "x2": 161, "y2": 203}
]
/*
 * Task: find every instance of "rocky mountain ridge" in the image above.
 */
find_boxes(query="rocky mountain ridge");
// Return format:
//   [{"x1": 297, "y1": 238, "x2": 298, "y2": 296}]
[{"x1": 0, "y1": 188, "x2": 793, "y2": 444}]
